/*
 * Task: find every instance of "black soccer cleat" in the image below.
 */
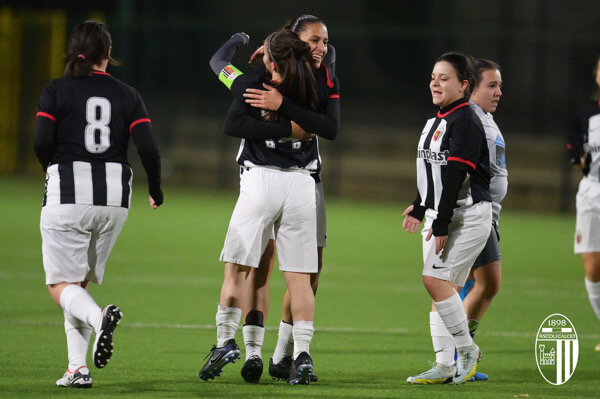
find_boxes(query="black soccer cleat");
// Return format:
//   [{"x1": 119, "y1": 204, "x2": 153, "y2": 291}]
[
  {"x1": 269, "y1": 357, "x2": 292, "y2": 380},
  {"x1": 288, "y1": 352, "x2": 314, "y2": 385},
  {"x1": 270, "y1": 356, "x2": 318, "y2": 382},
  {"x1": 241, "y1": 356, "x2": 263, "y2": 383},
  {"x1": 92, "y1": 305, "x2": 122, "y2": 369},
  {"x1": 198, "y1": 339, "x2": 241, "y2": 381}
]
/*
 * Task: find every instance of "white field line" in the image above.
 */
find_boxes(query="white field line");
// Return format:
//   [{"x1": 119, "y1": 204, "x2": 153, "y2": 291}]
[{"x1": 5, "y1": 320, "x2": 600, "y2": 339}]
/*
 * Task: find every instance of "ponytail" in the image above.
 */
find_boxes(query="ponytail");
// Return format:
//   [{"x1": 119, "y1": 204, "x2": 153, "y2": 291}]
[{"x1": 64, "y1": 20, "x2": 119, "y2": 78}]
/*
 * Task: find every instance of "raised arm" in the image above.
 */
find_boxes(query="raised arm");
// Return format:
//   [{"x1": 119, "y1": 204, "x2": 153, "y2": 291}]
[{"x1": 209, "y1": 33, "x2": 249, "y2": 89}]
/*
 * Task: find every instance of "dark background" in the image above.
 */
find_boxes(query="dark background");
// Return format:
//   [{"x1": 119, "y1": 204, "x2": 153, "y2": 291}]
[{"x1": 2, "y1": 0, "x2": 599, "y2": 211}]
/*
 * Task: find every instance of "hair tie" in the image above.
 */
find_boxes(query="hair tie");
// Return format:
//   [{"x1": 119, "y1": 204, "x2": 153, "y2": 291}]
[{"x1": 77, "y1": 54, "x2": 86, "y2": 60}]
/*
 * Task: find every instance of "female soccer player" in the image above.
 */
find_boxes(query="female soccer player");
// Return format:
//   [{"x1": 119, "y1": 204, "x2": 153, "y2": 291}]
[
  {"x1": 402, "y1": 52, "x2": 492, "y2": 384},
  {"x1": 208, "y1": 15, "x2": 339, "y2": 383},
  {"x1": 568, "y1": 55, "x2": 600, "y2": 351},
  {"x1": 200, "y1": 29, "x2": 335, "y2": 385},
  {"x1": 433, "y1": 59, "x2": 507, "y2": 381},
  {"x1": 34, "y1": 20, "x2": 163, "y2": 388}
]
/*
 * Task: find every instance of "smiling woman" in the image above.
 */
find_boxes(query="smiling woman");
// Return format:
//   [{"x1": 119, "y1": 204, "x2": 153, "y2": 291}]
[{"x1": 401, "y1": 52, "x2": 492, "y2": 385}]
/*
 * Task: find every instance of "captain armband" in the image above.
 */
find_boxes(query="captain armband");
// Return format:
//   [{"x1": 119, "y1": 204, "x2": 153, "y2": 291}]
[{"x1": 219, "y1": 65, "x2": 243, "y2": 90}]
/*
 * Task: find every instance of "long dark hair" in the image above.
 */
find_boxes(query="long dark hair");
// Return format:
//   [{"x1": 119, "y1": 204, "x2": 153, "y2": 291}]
[
  {"x1": 437, "y1": 52, "x2": 475, "y2": 98},
  {"x1": 263, "y1": 29, "x2": 318, "y2": 121},
  {"x1": 64, "y1": 20, "x2": 119, "y2": 78},
  {"x1": 284, "y1": 14, "x2": 324, "y2": 34}
]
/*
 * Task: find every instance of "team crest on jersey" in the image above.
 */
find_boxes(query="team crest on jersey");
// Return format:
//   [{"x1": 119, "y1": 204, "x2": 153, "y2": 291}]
[
  {"x1": 222, "y1": 66, "x2": 237, "y2": 80},
  {"x1": 433, "y1": 125, "x2": 446, "y2": 141}
]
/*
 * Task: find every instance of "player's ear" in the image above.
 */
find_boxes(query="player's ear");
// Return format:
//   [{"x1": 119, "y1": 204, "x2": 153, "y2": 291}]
[{"x1": 106, "y1": 46, "x2": 112, "y2": 60}]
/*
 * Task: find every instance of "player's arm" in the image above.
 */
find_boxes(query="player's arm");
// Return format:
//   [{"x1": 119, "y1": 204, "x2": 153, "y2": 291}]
[
  {"x1": 34, "y1": 82, "x2": 58, "y2": 171},
  {"x1": 409, "y1": 191, "x2": 426, "y2": 221},
  {"x1": 432, "y1": 119, "x2": 482, "y2": 237},
  {"x1": 244, "y1": 74, "x2": 340, "y2": 140},
  {"x1": 130, "y1": 96, "x2": 163, "y2": 207},
  {"x1": 209, "y1": 33, "x2": 249, "y2": 90},
  {"x1": 223, "y1": 98, "x2": 291, "y2": 140}
]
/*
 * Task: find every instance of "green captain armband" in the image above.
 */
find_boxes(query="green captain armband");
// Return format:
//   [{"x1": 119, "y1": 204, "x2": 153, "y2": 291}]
[{"x1": 219, "y1": 65, "x2": 243, "y2": 90}]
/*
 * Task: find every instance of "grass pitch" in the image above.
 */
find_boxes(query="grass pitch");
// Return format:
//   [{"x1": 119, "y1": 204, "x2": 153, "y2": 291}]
[{"x1": 0, "y1": 176, "x2": 598, "y2": 398}]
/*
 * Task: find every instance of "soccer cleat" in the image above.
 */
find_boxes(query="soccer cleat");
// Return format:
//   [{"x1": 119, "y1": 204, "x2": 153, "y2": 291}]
[
  {"x1": 56, "y1": 367, "x2": 93, "y2": 388},
  {"x1": 270, "y1": 357, "x2": 318, "y2": 382},
  {"x1": 451, "y1": 344, "x2": 478, "y2": 384},
  {"x1": 469, "y1": 371, "x2": 489, "y2": 382},
  {"x1": 406, "y1": 362, "x2": 454, "y2": 384},
  {"x1": 269, "y1": 357, "x2": 292, "y2": 380},
  {"x1": 241, "y1": 356, "x2": 263, "y2": 383},
  {"x1": 595, "y1": 342, "x2": 600, "y2": 352},
  {"x1": 199, "y1": 339, "x2": 241, "y2": 381},
  {"x1": 92, "y1": 305, "x2": 122, "y2": 369},
  {"x1": 288, "y1": 352, "x2": 314, "y2": 385}
]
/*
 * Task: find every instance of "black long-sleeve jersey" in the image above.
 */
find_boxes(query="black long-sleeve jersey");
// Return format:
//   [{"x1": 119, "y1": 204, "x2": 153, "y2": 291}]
[
  {"x1": 210, "y1": 34, "x2": 340, "y2": 176},
  {"x1": 34, "y1": 70, "x2": 162, "y2": 208},
  {"x1": 223, "y1": 65, "x2": 340, "y2": 172},
  {"x1": 410, "y1": 98, "x2": 491, "y2": 236},
  {"x1": 568, "y1": 99, "x2": 600, "y2": 181}
]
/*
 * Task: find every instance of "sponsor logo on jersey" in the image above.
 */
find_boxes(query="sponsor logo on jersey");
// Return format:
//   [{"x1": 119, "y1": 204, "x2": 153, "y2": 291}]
[
  {"x1": 222, "y1": 66, "x2": 237, "y2": 80},
  {"x1": 417, "y1": 148, "x2": 449, "y2": 165},
  {"x1": 535, "y1": 313, "x2": 578, "y2": 385}
]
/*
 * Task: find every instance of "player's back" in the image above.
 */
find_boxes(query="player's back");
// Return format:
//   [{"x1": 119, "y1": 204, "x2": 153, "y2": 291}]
[
  {"x1": 37, "y1": 70, "x2": 150, "y2": 208},
  {"x1": 39, "y1": 70, "x2": 147, "y2": 166}
]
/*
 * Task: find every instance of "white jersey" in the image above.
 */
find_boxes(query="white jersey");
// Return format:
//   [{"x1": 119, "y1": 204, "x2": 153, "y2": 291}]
[{"x1": 470, "y1": 101, "x2": 508, "y2": 223}]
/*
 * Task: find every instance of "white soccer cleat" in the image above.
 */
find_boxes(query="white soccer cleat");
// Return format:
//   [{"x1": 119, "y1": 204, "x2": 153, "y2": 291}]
[
  {"x1": 452, "y1": 344, "x2": 478, "y2": 384},
  {"x1": 406, "y1": 362, "x2": 454, "y2": 384},
  {"x1": 56, "y1": 367, "x2": 92, "y2": 388},
  {"x1": 595, "y1": 342, "x2": 600, "y2": 352}
]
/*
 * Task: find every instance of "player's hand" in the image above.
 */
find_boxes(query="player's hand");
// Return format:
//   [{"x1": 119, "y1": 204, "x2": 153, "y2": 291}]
[
  {"x1": 149, "y1": 195, "x2": 160, "y2": 209},
  {"x1": 426, "y1": 229, "x2": 447, "y2": 254},
  {"x1": 249, "y1": 45, "x2": 264, "y2": 63},
  {"x1": 402, "y1": 205, "x2": 421, "y2": 233},
  {"x1": 234, "y1": 32, "x2": 249, "y2": 45},
  {"x1": 290, "y1": 121, "x2": 312, "y2": 140},
  {"x1": 243, "y1": 83, "x2": 283, "y2": 111}
]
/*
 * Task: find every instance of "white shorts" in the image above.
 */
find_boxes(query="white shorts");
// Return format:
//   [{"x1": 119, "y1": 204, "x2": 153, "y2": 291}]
[
  {"x1": 220, "y1": 167, "x2": 317, "y2": 273},
  {"x1": 41, "y1": 204, "x2": 129, "y2": 285},
  {"x1": 575, "y1": 178, "x2": 600, "y2": 253},
  {"x1": 422, "y1": 201, "x2": 492, "y2": 286},
  {"x1": 315, "y1": 181, "x2": 327, "y2": 248}
]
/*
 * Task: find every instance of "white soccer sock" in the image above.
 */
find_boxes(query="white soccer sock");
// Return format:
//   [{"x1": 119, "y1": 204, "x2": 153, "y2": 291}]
[
  {"x1": 434, "y1": 293, "x2": 473, "y2": 349},
  {"x1": 272, "y1": 321, "x2": 294, "y2": 364},
  {"x1": 64, "y1": 310, "x2": 92, "y2": 371},
  {"x1": 215, "y1": 304, "x2": 241, "y2": 347},
  {"x1": 243, "y1": 325, "x2": 265, "y2": 360},
  {"x1": 585, "y1": 278, "x2": 600, "y2": 320},
  {"x1": 59, "y1": 284, "x2": 103, "y2": 332},
  {"x1": 430, "y1": 311, "x2": 455, "y2": 367},
  {"x1": 292, "y1": 320, "x2": 314, "y2": 360}
]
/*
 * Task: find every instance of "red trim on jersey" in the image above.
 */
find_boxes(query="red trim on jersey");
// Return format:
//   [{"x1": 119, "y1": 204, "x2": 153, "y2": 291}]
[
  {"x1": 437, "y1": 102, "x2": 468, "y2": 118},
  {"x1": 329, "y1": 94, "x2": 340, "y2": 99},
  {"x1": 130, "y1": 118, "x2": 151, "y2": 133},
  {"x1": 36, "y1": 111, "x2": 56, "y2": 122},
  {"x1": 321, "y1": 64, "x2": 334, "y2": 88},
  {"x1": 91, "y1": 70, "x2": 111, "y2": 76},
  {"x1": 448, "y1": 156, "x2": 476, "y2": 170}
]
